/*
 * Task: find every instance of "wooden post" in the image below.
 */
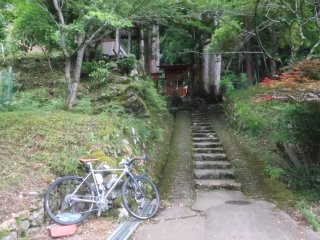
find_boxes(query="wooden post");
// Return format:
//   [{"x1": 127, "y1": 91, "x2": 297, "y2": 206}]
[
  {"x1": 202, "y1": 47, "x2": 210, "y2": 94},
  {"x1": 7, "y1": 66, "x2": 12, "y2": 101},
  {"x1": 128, "y1": 32, "x2": 132, "y2": 54},
  {"x1": 150, "y1": 25, "x2": 160, "y2": 74},
  {"x1": 139, "y1": 29, "x2": 145, "y2": 70},
  {"x1": 115, "y1": 29, "x2": 120, "y2": 55},
  {"x1": 214, "y1": 54, "x2": 221, "y2": 95}
]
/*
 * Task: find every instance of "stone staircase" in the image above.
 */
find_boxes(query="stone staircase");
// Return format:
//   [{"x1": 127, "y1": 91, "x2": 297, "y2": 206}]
[{"x1": 191, "y1": 111, "x2": 241, "y2": 191}]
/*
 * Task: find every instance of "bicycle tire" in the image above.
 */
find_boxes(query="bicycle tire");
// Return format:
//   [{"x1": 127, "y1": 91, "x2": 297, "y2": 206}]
[
  {"x1": 44, "y1": 175, "x2": 95, "y2": 225},
  {"x1": 121, "y1": 175, "x2": 160, "y2": 220}
]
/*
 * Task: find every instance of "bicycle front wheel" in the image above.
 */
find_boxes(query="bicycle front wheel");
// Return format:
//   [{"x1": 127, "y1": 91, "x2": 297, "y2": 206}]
[
  {"x1": 44, "y1": 176, "x2": 95, "y2": 225},
  {"x1": 121, "y1": 175, "x2": 160, "y2": 220}
]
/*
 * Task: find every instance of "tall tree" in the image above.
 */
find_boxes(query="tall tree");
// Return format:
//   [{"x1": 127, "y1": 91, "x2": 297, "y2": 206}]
[{"x1": 31, "y1": 0, "x2": 131, "y2": 110}]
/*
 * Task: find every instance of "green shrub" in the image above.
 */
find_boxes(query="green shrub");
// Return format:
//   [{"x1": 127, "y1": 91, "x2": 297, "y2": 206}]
[
  {"x1": 220, "y1": 72, "x2": 247, "y2": 95},
  {"x1": 117, "y1": 55, "x2": 137, "y2": 74},
  {"x1": 89, "y1": 60, "x2": 112, "y2": 84},
  {"x1": 220, "y1": 72, "x2": 235, "y2": 94},
  {"x1": 129, "y1": 78, "x2": 168, "y2": 115},
  {"x1": 288, "y1": 164, "x2": 320, "y2": 192},
  {"x1": 284, "y1": 102, "x2": 320, "y2": 145},
  {"x1": 265, "y1": 165, "x2": 285, "y2": 179},
  {"x1": 82, "y1": 61, "x2": 99, "y2": 76}
]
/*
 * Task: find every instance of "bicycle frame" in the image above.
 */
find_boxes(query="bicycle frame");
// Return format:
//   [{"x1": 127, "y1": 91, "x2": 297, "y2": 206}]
[{"x1": 70, "y1": 162, "x2": 135, "y2": 206}]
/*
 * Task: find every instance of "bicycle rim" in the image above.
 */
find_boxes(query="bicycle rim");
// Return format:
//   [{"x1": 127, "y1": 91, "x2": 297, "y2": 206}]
[
  {"x1": 44, "y1": 176, "x2": 95, "y2": 225},
  {"x1": 121, "y1": 175, "x2": 160, "y2": 220}
]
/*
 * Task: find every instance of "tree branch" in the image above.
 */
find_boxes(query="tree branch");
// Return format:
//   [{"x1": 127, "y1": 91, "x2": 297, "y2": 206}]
[
  {"x1": 53, "y1": 0, "x2": 69, "y2": 59},
  {"x1": 30, "y1": 0, "x2": 59, "y2": 27},
  {"x1": 254, "y1": 0, "x2": 281, "y2": 62}
]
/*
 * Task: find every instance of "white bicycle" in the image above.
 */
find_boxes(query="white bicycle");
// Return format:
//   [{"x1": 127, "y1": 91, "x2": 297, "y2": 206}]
[{"x1": 44, "y1": 156, "x2": 160, "y2": 225}]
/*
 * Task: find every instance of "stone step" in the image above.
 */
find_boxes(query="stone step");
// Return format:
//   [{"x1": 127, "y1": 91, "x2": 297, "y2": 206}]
[
  {"x1": 194, "y1": 169, "x2": 234, "y2": 180},
  {"x1": 192, "y1": 129, "x2": 215, "y2": 132},
  {"x1": 193, "y1": 131, "x2": 216, "y2": 136},
  {"x1": 194, "y1": 153, "x2": 227, "y2": 161},
  {"x1": 192, "y1": 137, "x2": 220, "y2": 142},
  {"x1": 194, "y1": 161, "x2": 230, "y2": 169},
  {"x1": 195, "y1": 179, "x2": 241, "y2": 191},
  {"x1": 192, "y1": 126, "x2": 212, "y2": 130},
  {"x1": 193, "y1": 147, "x2": 225, "y2": 154},
  {"x1": 192, "y1": 117, "x2": 208, "y2": 120},
  {"x1": 192, "y1": 121, "x2": 209, "y2": 125},
  {"x1": 192, "y1": 133, "x2": 217, "y2": 138},
  {"x1": 192, "y1": 117, "x2": 209, "y2": 121},
  {"x1": 193, "y1": 142, "x2": 221, "y2": 148},
  {"x1": 192, "y1": 123, "x2": 211, "y2": 127},
  {"x1": 191, "y1": 113, "x2": 204, "y2": 117}
]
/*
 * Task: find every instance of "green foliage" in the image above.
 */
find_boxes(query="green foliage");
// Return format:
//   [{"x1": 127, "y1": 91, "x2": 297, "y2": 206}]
[
  {"x1": 225, "y1": 84, "x2": 320, "y2": 217},
  {"x1": 161, "y1": 26, "x2": 198, "y2": 64},
  {"x1": 256, "y1": 0, "x2": 318, "y2": 62},
  {"x1": 280, "y1": 103, "x2": 320, "y2": 145},
  {"x1": 209, "y1": 19, "x2": 241, "y2": 52},
  {"x1": 88, "y1": 61, "x2": 112, "y2": 84},
  {"x1": 72, "y1": 97, "x2": 93, "y2": 114},
  {"x1": 297, "y1": 201, "x2": 320, "y2": 231},
  {"x1": 288, "y1": 164, "x2": 320, "y2": 192},
  {"x1": 129, "y1": 78, "x2": 167, "y2": 114},
  {"x1": 103, "y1": 101, "x2": 126, "y2": 114},
  {"x1": 13, "y1": 1, "x2": 58, "y2": 52},
  {"x1": 0, "y1": 231, "x2": 10, "y2": 239},
  {"x1": 220, "y1": 72, "x2": 247, "y2": 95},
  {"x1": 264, "y1": 165, "x2": 284, "y2": 179},
  {"x1": 117, "y1": 55, "x2": 137, "y2": 74}
]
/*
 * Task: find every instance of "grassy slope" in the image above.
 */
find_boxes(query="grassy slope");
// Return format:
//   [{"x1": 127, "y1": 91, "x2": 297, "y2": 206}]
[
  {"x1": 0, "y1": 55, "x2": 172, "y2": 222},
  {"x1": 224, "y1": 79, "x2": 320, "y2": 230}
]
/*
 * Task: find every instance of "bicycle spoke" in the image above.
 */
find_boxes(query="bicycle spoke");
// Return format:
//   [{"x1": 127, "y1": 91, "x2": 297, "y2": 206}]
[{"x1": 44, "y1": 176, "x2": 95, "y2": 225}]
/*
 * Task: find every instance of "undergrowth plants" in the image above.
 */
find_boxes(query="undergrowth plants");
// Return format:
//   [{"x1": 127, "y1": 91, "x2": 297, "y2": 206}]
[{"x1": 224, "y1": 62, "x2": 320, "y2": 230}]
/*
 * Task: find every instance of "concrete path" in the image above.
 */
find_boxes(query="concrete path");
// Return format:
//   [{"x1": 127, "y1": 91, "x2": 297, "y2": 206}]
[{"x1": 133, "y1": 190, "x2": 319, "y2": 240}]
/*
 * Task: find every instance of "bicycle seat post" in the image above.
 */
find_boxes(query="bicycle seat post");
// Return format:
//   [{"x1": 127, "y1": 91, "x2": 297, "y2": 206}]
[{"x1": 87, "y1": 162, "x2": 94, "y2": 173}]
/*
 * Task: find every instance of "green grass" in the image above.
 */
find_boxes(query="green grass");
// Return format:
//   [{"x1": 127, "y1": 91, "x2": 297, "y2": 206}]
[
  {"x1": 0, "y1": 53, "x2": 172, "y2": 225},
  {"x1": 223, "y1": 84, "x2": 320, "y2": 228},
  {"x1": 0, "y1": 230, "x2": 10, "y2": 239},
  {"x1": 298, "y1": 201, "x2": 320, "y2": 231}
]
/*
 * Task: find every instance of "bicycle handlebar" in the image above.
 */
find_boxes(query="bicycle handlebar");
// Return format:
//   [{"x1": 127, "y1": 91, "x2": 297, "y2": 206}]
[{"x1": 128, "y1": 155, "x2": 147, "y2": 166}]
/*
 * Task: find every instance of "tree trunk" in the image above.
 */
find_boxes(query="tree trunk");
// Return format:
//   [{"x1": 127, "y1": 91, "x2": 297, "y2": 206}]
[
  {"x1": 40, "y1": 48, "x2": 52, "y2": 72},
  {"x1": 65, "y1": 37, "x2": 86, "y2": 110},
  {"x1": 283, "y1": 143, "x2": 302, "y2": 168},
  {"x1": 270, "y1": 59, "x2": 277, "y2": 78}
]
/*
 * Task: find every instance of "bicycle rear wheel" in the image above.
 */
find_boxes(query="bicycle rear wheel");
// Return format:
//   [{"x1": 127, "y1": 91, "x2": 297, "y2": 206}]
[
  {"x1": 44, "y1": 176, "x2": 95, "y2": 225},
  {"x1": 121, "y1": 175, "x2": 160, "y2": 220}
]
